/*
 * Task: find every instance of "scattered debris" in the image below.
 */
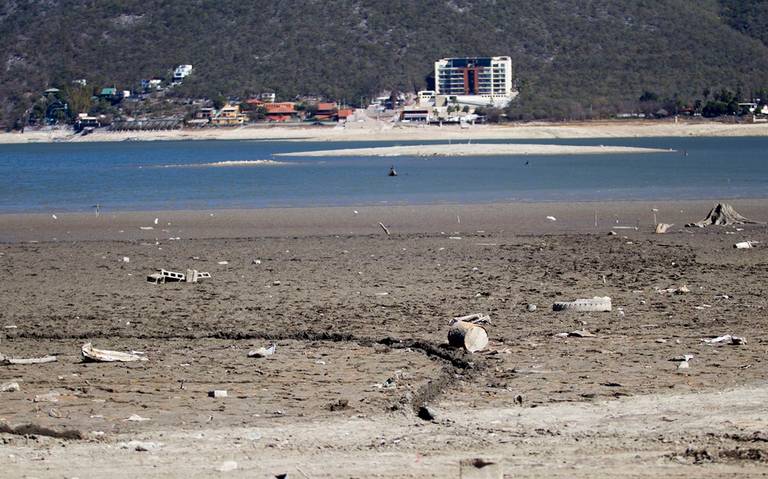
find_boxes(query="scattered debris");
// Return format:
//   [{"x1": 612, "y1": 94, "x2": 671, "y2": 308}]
[
  {"x1": 527, "y1": 304, "x2": 537, "y2": 312},
  {"x1": 656, "y1": 285, "x2": 689, "y2": 295},
  {"x1": 122, "y1": 256, "x2": 130, "y2": 263},
  {"x1": 702, "y1": 335, "x2": 745, "y2": 346},
  {"x1": 553, "y1": 296, "x2": 612, "y2": 312},
  {"x1": 248, "y1": 343, "x2": 276, "y2": 358},
  {"x1": 217, "y1": 260, "x2": 229, "y2": 265},
  {"x1": 125, "y1": 414, "x2": 151, "y2": 422},
  {"x1": 449, "y1": 236, "x2": 463, "y2": 240},
  {"x1": 0, "y1": 354, "x2": 58, "y2": 365},
  {"x1": 734, "y1": 241, "x2": 758, "y2": 249},
  {"x1": 459, "y1": 458, "x2": 503, "y2": 479},
  {"x1": 448, "y1": 320, "x2": 489, "y2": 353},
  {"x1": 655, "y1": 223, "x2": 674, "y2": 234},
  {"x1": 687, "y1": 203, "x2": 760, "y2": 227},
  {"x1": 139, "y1": 226, "x2": 154, "y2": 230},
  {"x1": 562, "y1": 330, "x2": 596, "y2": 338},
  {"x1": 252, "y1": 259, "x2": 262, "y2": 265},
  {"x1": 678, "y1": 361, "x2": 690, "y2": 370},
  {"x1": 451, "y1": 313, "x2": 491, "y2": 325},
  {"x1": 209, "y1": 390, "x2": 228, "y2": 398},
  {"x1": 546, "y1": 216, "x2": 557, "y2": 221},
  {"x1": 378, "y1": 222, "x2": 391, "y2": 236},
  {"x1": 670, "y1": 354, "x2": 694, "y2": 362},
  {"x1": 146, "y1": 268, "x2": 210, "y2": 284},
  {"x1": 82, "y1": 343, "x2": 148, "y2": 363},
  {"x1": 185, "y1": 269, "x2": 211, "y2": 283},
  {"x1": 0, "y1": 382, "x2": 20, "y2": 392},
  {"x1": 607, "y1": 231, "x2": 617, "y2": 236}
]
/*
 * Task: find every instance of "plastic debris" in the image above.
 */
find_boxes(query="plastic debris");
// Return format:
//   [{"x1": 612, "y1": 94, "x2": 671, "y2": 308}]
[
  {"x1": 553, "y1": 296, "x2": 612, "y2": 312},
  {"x1": 146, "y1": 268, "x2": 210, "y2": 284},
  {"x1": 546, "y1": 216, "x2": 557, "y2": 221},
  {"x1": 702, "y1": 335, "x2": 745, "y2": 345},
  {"x1": 209, "y1": 390, "x2": 228, "y2": 398},
  {"x1": 527, "y1": 304, "x2": 537, "y2": 312},
  {"x1": 248, "y1": 343, "x2": 276, "y2": 358},
  {"x1": 655, "y1": 223, "x2": 673, "y2": 234},
  {"x1": 125, "y1": 414, "x2": 151, "y2": 422},
  {"x1": 82, "y1": 343, "x2": 148, "y2": 362},
  {"x1": 734, "y1": 241, "x2": 758, "y2": 249}
]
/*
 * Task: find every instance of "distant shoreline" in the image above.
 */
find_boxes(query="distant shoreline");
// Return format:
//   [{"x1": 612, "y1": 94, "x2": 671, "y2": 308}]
[{"x1": 1, "y1": 119, "x2": 767, "y2": 145}]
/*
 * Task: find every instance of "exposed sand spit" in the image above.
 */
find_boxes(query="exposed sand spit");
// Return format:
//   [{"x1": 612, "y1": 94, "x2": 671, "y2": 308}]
[{"x1": 278, "y1": 143, "x2": 674, "y2": 157}]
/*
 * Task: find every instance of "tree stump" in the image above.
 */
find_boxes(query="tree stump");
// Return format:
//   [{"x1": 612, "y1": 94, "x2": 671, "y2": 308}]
[{"x1": 448, "y1": 321, "x2": 489, "y2": 352}]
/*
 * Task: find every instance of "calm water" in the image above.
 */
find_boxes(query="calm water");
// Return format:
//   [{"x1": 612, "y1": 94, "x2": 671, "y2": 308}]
[{"x1": 0, "y1": 137, "x2": 766, "y2": 213}]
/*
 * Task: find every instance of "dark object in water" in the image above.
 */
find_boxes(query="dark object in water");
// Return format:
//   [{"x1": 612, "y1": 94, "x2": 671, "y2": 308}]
[{"x1": 388, "y1": 166, "x2": 397, "y2": 177}]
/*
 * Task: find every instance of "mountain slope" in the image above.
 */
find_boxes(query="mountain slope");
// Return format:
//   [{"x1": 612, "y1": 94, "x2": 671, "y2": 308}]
[{"x1": 1, "y1": 0, "x2": 768, "y2": 124}]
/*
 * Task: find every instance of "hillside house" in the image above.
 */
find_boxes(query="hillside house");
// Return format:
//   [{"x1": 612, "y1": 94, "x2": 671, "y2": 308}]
[
  {"x1": 264, "y1": 102, "x2": 298, "y2": 122},
  {"x1": 173, "y1": 64, "x2": 193, "y2": 82},
  {"x1": 210, "y1": 104, "x2": 247, "y2": 126},
  {"x1": 314, "y1": 102, "x2": 338, "y2": 121}
]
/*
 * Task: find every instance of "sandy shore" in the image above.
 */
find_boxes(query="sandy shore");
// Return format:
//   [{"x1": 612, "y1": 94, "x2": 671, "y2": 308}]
[
  {"x1": 278, "y1": 143, "x2": 674, "y2": 157},
  {"x1": 1, "y1": 119, "x2": 767, "y2": 145},
  {"x1": 1, "y1": 200, "x2": 767, "y2": 477}
]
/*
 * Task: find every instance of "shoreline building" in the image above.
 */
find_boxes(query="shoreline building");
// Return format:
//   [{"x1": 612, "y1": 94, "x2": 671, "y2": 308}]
[{"x1": 434, "y1": 56, "x2": 517, "y2": 108}]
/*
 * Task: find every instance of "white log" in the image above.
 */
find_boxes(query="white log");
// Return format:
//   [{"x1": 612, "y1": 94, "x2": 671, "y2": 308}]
[
  {"x1": 448, "y1": 321, "x2": 489, "y2": 353},
  {"x1": 81, "y1": 343, "x2": 148, "y2": 362},
  {"x1": 0, "y1": 354, "x2": 58, "y2": 365}
]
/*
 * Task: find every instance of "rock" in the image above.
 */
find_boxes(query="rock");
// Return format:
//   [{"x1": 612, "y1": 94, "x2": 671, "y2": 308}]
[
  {"x1": 417, "y1": 405, "x2": 436, "y2": 421},
  {"x1": 216, "y1": 461, "x2": 238, "y2": 472},
  {"x1": 119, "y1": 440, "x2": 161, "y2": 452},
  {"x1": 34, "y1": 391, "x2": 61, "y2": 403},
  {"x1": 0, "y1": 382, "x2": 20, "y2": 392},
  {"x1": 459, "y1": 458, "x2": 503, "y2": 479}
]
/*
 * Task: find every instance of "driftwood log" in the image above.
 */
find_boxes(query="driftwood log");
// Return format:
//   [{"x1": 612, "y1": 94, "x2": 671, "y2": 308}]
[{"x1": 448, "y1": 321, "x2": 489, "y2": 353}]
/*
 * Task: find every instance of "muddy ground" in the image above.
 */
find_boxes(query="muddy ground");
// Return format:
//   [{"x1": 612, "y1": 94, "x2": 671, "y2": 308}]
[{"x1": 1, "y1": 218, "x2": 767, "y2": 477}]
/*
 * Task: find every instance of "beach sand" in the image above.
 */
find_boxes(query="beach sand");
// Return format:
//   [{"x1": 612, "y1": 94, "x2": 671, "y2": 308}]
[
  {"x1": 1, "y1": 119, "x2": 767, "y2": 145},
  {"x1": 1, "y1": 199, "x2": 768, "y2": 477},
  {"x1": 277, "y1": 143, "x2": 674, "y2": 157}
]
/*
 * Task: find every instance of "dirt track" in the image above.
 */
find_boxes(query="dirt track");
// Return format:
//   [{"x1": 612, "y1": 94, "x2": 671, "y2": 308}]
[{"x1": 1, "y1": 218, "x2": 767, "y2": 477}]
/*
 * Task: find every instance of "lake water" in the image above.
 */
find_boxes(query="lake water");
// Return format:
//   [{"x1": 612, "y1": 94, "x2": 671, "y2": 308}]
[{"x1": 0, "y1": 137, "x2": 766, "y2": 213}]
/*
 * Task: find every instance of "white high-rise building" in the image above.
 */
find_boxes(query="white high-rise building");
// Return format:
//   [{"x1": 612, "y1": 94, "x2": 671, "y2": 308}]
[{"x1": 434, "y1": 56, "x2": 517, "y2": 108}]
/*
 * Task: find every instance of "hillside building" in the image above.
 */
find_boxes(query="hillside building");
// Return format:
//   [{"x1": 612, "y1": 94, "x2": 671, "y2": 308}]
[
  {"x1": 210, "y1": 103, "x2": 247, "y2": 126},
  {"x1": 173, "y1": 64, "x2": 193, "y2": 82},
  {"x1": 434, "y1": 56, "x2": 517, "y2": 108}
]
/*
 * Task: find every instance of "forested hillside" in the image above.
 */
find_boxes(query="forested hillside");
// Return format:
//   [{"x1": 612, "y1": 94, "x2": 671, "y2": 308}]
[{"x1": 2, "y1": 0, "x2": 768, "y2": 125}]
